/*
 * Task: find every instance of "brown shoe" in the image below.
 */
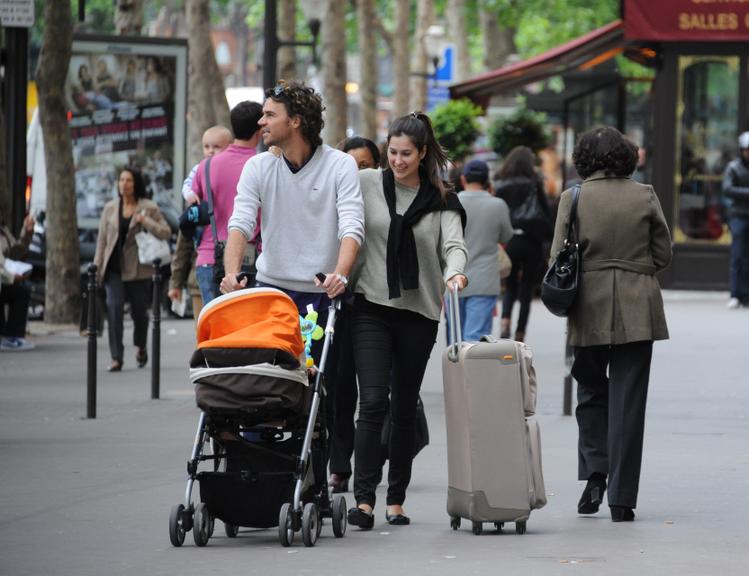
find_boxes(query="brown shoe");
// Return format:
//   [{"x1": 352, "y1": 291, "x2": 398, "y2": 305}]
[
  {"x1": 328, "y1": 473, "x2": 349, "y2": 493},
  {"x1": 514, "y1": 331, "x2": 525, "y2": 343}
]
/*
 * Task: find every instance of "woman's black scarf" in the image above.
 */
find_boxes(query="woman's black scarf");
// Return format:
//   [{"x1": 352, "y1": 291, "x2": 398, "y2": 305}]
[{"x1": 383, "y1": 167, "x2": 466, "y2": 299}]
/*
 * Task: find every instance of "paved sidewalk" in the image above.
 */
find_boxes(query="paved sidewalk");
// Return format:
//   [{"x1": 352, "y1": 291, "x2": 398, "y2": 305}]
[{"x1": 0, "y1": 292, "x2": 747, "y2": 575}]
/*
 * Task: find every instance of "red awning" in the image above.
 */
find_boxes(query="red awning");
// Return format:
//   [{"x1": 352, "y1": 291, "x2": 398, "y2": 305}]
[{"x1": 450, "y1": 20, "x2": 626, "y2": 108}]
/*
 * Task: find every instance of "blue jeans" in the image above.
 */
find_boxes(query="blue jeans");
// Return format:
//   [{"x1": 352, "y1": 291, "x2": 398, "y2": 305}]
[
  {"x1": 195, "y1": 265, "x2": 219, "y2": 305},
  {"x1": 445, "y1": 294, "x2": 497, "y2": 342},
  {"x1": 729, "y1": 216, "x2": 749, "y2": 302}
]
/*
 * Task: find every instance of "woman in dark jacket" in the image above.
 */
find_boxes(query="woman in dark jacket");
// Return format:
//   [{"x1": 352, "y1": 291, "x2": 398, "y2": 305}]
[
  {"x1": 94, "y1": 166, "x2": 170, "y2": 372},
  {"x1": 550, "y1": 127, "x2": 672, "y2": 522},
  {"x1": 493, "y1": 146, "x2": 552, "y2": 342}
]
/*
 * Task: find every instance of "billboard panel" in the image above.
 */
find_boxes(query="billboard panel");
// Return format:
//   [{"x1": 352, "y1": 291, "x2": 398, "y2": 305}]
[{"x1": 66, "y1": 35, "x2": 187, "y2": 228}]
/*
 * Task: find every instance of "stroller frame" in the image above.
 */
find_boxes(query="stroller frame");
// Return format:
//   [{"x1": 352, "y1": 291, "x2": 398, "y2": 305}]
[{"x1": 169, "y1": 296, "x2": 347, "y2": 548}]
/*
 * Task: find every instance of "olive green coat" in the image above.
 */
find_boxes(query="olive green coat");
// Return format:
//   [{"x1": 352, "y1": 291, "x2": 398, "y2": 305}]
[{"x1": 550, "y1": 172, "x2": 672, "y2": 346}]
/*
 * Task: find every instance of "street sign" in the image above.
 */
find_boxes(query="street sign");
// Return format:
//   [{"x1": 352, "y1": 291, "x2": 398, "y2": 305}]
[
  {"x1": 0, "y1": 0, "x2": 34, "y2": 28},
  {"x1": 434, "y1": 45, "x2": 454, "y2": 84},
  {"x1": 427, "y1": 86, "x2": 451, "y2": 111}
]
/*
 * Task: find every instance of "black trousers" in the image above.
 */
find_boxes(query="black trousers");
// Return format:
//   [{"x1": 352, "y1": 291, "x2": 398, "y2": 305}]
[
  {"x1": 327, "y1": 298, "x2": 357, "y2": 478},
  {"x1": 352, "y1": 296, "x2": 438, "y2": 508},
  {"x1": 502, "y1": 234, "x2": 544, "y2": 333},
  {"x1": 0, "y1": 282, "x2": 31, "y2": 338},
  {"x1": 104, "y1": 273, "x2": 151, "y2": 363},
  {"x1": 573, "y1": 340, "x2": 653, "y2": 509}
]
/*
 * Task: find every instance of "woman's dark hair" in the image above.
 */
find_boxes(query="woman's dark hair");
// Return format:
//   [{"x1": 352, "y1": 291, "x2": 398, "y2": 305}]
[
  {"x1": 572, "y1": 126, "x2": 638, "y2": 179},
  {"x1": 265, "y1": 79, "x2": 325, "y2": 148},
  {"x1": 387, "y1": 111, "x2": 452, "y2": 199},
  {"x1": 340, "y1": 136, "x2": 381, "y2": 166},
  {"x1": 119, "y1": 166, "x2": 147, "y2": 200},
  {"x1": 494, "y1": 146, "x2": 539, "y2": 181}
]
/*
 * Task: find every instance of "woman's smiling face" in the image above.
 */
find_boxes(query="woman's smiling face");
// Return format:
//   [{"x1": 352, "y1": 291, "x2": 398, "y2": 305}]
[{"x1": 387, "y1": 135, "x2": 425, "y2": 185}]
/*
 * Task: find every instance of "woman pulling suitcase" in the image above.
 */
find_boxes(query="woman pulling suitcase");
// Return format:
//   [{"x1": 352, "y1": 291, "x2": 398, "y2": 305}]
[{"x1": 347, "y1": 112, "x2": 468, "y2": 529}]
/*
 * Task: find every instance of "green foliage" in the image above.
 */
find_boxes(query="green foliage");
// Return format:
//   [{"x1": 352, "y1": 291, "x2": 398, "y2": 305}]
[
  {"x1": 430, "y1": 99, "x2": 483, "y2": 162},
  {"x1": 488, "y1": 108, "x2": 549, "y2": 158}
]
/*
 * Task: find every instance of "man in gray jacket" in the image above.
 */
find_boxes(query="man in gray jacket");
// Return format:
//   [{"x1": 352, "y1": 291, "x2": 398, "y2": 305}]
[
  {"x1": 455, "y1": 160, "x2": 514, "y2": 340},
  {"x1": 723, "y1": 132, "x2": 749, "y2": 309}
]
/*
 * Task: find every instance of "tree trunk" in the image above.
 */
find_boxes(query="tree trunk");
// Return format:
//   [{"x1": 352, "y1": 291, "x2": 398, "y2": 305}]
[
  {"x1": 115, "y1": 0, "x2": 145, "y2": 35},
  {"x1": 410, "y1": 0, "x2": 435, "y2": 112},
  {"x1": 392, "y1": 0, "x2": 410, "y2": 117},
  {"x1": 278, "y1": 0, "x2": 297, "y2": 81},
  {"x1": 480, "y1": 6, "x2": 516, "y2": 71},
  {"x1": 35, "y1": 1, "x2": 79, "y2": 324},
  {"x1": 447, "y1": 0, "x2": 469, "y2": 82},
  {"x1": 186, "y1": 0, "x2": 230, "y2": 167},
  {"x1": 357, "y1": 0, "x2": 377, "y2": 141},
  {"x1": 321, "y1": 0, "x2": 347, "y2": 145}
]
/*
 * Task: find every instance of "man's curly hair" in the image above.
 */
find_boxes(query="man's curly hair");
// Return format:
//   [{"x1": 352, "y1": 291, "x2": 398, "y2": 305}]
[
  {"x1": 572, "y1": 126, "x2": 638, "y2": 179},
  {"x1": 266, "y1": 80, "x2": 325, "y2": 148}
]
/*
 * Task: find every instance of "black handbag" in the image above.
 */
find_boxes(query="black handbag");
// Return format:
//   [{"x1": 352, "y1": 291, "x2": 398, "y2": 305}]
[
  {"x1": 541, "y1": 184, "x2": 581, "y2": 317},
  {"x1": 381, "y1": 396, "x2": 429, "y2": 462}
]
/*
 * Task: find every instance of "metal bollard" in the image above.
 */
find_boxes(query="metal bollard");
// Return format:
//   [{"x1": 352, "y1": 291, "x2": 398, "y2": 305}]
[
  {"x1": 151, "y1": 258, "x2": 162, "y2": 399},
  {"x1": 86, "y1": 264, "x2": 98, "y2": 419},
  {"x1": 563, "y1": 326, "x2": 573, "y2": 416}
]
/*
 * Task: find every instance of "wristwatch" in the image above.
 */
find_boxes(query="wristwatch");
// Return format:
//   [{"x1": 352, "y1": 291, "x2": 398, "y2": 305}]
[{"x1": 337, "y1": 274, "x2": 349, "y2": 287}]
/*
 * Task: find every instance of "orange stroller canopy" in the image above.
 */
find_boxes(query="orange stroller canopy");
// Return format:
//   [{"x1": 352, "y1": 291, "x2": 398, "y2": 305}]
[{"x1": 196, "y1": 288, "x2": 304, "y2": 358}]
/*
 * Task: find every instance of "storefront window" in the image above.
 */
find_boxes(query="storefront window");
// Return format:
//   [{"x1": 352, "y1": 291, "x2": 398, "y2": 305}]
[{"x1": 674, "y1": 56, "x2": 738, "y2": 244}]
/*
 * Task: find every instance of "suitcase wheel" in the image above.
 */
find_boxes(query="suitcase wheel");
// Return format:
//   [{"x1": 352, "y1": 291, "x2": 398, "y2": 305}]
[
  {"x1": 471, "y1": 521, "x2": 483, "y2": 535},
  {"x1": 515, "y1": 521, "x2": 527, "y2": 535},
  {"x1": 450, "y1": 517, "x2": 461, "y2": 531}
]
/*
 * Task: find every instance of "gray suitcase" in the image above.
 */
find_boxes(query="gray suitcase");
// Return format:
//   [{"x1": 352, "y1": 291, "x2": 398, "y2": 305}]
[{"x1": 442, "y1": 289, "x2": 546, "y2": 535}]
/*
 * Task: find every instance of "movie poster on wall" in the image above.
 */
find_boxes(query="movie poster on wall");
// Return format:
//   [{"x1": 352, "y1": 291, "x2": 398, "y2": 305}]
[{"x1": 67, "y1": 35, "x2": 187, "y2": 228}]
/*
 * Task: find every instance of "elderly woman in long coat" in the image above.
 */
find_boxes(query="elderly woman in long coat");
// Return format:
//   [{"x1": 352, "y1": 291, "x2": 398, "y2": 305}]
[{"x1": 550, "y1": 127, "x2": 672, "y2": 523}]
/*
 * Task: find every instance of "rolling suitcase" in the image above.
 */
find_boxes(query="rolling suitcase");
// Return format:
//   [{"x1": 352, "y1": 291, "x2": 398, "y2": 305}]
[{"x1": 442, "y1": 288, "x2": 546, "y2": 535}]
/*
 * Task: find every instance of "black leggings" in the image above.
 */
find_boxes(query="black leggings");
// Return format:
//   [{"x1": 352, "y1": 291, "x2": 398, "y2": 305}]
[
  {"x1": 502, "y1": 234, "x2": 544, "y2": 333},
  {"x1": 352, "y1": 296, "x2": 438, "y2": 508}
]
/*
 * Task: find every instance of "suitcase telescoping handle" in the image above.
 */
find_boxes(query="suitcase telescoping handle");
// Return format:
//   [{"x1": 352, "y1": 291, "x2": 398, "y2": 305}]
[{"x1": 447, "y1": 282, "x2": 462, "y2": 363}]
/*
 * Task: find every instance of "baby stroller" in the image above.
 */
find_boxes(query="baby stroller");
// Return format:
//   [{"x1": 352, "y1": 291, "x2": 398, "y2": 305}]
[{"x1": 168, "y1": 286, "x2": 347, "y2": 548}]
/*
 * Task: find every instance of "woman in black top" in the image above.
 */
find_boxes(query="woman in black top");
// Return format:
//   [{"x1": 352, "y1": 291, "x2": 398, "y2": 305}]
[{"x1": 493, "y1": 146, "x2": 552, "y2": 342}]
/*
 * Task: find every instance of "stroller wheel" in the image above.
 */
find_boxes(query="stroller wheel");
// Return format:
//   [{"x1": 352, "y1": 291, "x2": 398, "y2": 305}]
[
  {"x1": 169, "y1": 504, "x2": 186, "y2": 547},
  {"x1": 224, "y1": 523, "x2": 239, "y2": 538},
  {"x1": 193, "y1": 503, "x2": 210, "y2": 547},
  {"x1": 302, "y1": 503, "x2": 319, "y2": 547},
  {"x1": 278, "y1": 503, "x2": 295, "y2": 547},
  {"x1": 331, "y1": 494, "x2": 347, "y2": 538}
]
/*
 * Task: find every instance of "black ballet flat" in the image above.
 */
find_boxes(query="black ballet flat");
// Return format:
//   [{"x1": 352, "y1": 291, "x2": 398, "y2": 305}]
[
  {"x1": 108, "y1": 360, "x2": 123, "y2": 372},
  {"x1": 610, "y1": 506, "x2": 635, "y2": 522},
  {"x1": 578, "y1": 473, "x2": 607, "y2": 515},
  {"x1": 385, "y1": 513, "x2": 411, "y2": 526},
  {"x1": 347, "y1": 507, "x2": 374, "y2": 530}
]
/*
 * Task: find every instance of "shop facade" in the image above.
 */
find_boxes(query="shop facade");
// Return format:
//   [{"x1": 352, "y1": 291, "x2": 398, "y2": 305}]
[{"x1": 451, "y1": 0, "x2": 749, "y2": 290}]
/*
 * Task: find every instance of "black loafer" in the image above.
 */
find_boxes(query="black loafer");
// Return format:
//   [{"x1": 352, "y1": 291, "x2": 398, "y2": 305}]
[
  {"x1": 578, "y1": 473, "x2": 607, "y2": 514},
  {"x1": 136, "y1": 348, "x2": 148, "y2": 368},
  {"x1": 610, "y1": 506, "x2": 635, "y2": 522},
  {"x1": 385, "y1": 513, "x2": 410, "y2": 526},
  {"x1": 108, "y1": 360, "x2": 123, "y2": 372},
  {"x1": 347, "y1": 507, "x2": 374, "y2": 530}
]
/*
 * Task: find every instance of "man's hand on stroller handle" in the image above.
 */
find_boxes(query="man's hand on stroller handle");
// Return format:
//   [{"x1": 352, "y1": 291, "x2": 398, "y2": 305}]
[
  {"x1": 220, "y1": 272, "x2": 248, "y2": 294},
  {"x1": 314, "y1": 272, "x2": 348, "y2": 299}
]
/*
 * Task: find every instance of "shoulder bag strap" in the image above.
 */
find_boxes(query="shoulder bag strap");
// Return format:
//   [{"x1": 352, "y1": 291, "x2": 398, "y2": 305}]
[
  {"x1": 565, "y1": 184, "x2": 581, "y2": 245},
  {"x1": 204, "y1": 157, "x2": 219, "y2": 244}
]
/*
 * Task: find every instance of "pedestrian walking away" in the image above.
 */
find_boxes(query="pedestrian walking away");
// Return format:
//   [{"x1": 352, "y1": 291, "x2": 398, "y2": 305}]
[
  {"x1": 494, "y1": 146, "x2": 553, "y2": 342},
  {"x1": 722, "y1": 131, "x2": 749, "y2": 309},
  {"x1": 347, "y1": 112, "x2": 467, "y2": 530},
  {"x1": 220, "y1": 79, "x2": 365, "y2": 501},
  {"x1": 93, "y1": 166, "x2": 171, "y2": 372},
  {"x1": 448, "y1": 159, "x2": 513, "y2": 342},
  {"x1": 550, "y1": 126, "x2": 672, "y2": 522},
  {"x1": 191, "y1": 102, "x2": 263, "y2": 304}
]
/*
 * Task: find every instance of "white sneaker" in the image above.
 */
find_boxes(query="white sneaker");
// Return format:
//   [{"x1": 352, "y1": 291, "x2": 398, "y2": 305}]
[
  {"x1": 0, "y1": 337, "x2": 36, "y2": 351},
  {"x1": 727, "y1": 297, "x2": 741, "y2": 309}
]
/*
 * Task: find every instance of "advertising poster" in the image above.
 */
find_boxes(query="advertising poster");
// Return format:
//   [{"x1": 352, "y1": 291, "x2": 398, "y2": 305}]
[{"x1": 66, "y1": 35, "x2": 187, "y2": 228}]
